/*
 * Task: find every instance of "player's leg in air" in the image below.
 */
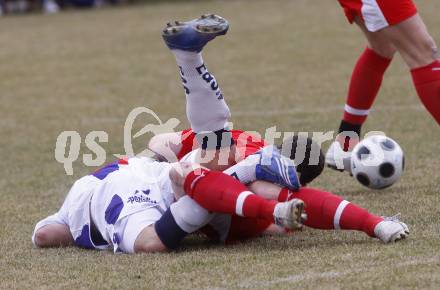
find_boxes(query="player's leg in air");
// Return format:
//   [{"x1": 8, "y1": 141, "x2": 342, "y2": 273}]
[
  {"x1": 327, "y1": 0, "x2": 440, "y2": 172},
  {"x1": 145, "y1": 14, "x2": 306, "y2": 250},
  {"x1": 162, "y1": 13, "x2": 235, "y2": 171},
  {"x1": 162, "y1": 14, "x2": 303, "y2": 190}
]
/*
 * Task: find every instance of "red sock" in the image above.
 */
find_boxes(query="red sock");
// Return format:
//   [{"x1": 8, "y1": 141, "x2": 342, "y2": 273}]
[
  {"x1": 343, "y1": 47, "x2": 392, "y2": 125},
  {"x1": 184, "y1": 169, "x2": 277, "y2": 221},
  {"x1": 279, "y1": 187, "x2": 383, "y2": 237},
  {"x1": 411, "y1": 60, "x2": 440, "y2": 124}
]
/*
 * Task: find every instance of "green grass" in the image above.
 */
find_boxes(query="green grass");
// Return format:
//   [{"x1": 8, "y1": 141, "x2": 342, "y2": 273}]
[{"x1": 1, "y1": 0, "x2": 440, "y2": 289}]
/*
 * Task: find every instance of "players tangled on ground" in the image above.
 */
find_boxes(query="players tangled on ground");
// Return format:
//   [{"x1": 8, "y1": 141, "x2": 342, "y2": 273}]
[{"x1": 32, "y1": 14, "x2": 413, "y2": 254}]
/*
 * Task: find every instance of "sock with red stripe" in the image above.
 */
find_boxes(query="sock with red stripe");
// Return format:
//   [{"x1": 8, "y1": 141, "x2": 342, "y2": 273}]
[
  {"x1": 184, "y1": 169, "x2": 277, "y2": 221},
  {"x1": 278, "y1": 187, "x2": 383, "y2": 237},
  {"x1": 411, "y1": 60, "x2": 440, "y2": 125}
]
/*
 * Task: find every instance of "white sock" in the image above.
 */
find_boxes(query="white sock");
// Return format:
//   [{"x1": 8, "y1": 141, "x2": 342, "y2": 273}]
[
  {"x1": 172, "y1": 49, "x2": 231, "y2": 134},
  {"x1": 222, "y1": 154, "x2": 260, "y2": 184},
  {"x1": 170, "y1": 196, "x2": 213, "y2": 233}
]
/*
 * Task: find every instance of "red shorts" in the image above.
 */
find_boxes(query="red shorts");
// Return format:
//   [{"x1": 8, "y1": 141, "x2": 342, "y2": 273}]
[
  {"x1": 225, "y1": 216, "x2": 272, "y2": 243},
  {"x1": 200, "y1": 216, "x2": 271, "y2": 244},
  {"x1": 338, "y1": 0, "x2": 417, "y2": 32}
]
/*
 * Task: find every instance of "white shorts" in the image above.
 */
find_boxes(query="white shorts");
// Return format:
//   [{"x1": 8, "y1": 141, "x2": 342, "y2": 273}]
[
  {"x1": 32, "y1": 175, "x2": 107, "y2": 250},
  {"x1": 116, "y1": 207, "x2": 163, "y2": 253}
]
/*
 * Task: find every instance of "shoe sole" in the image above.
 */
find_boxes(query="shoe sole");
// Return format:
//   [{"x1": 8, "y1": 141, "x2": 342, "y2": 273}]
[
  {"x1": 162, "y1": 14, "x2": 228, "y2": 37},
  {"x1": 326, "y1": 163, "x2": 345, "y2": 172},
  {"x1": 390, "y1": 229, "x2": 410, "y2": 242},
  {"x1": 289, "y1": 199, "x2": 305, "y2": 230},
  {"x1": 326, "y1": 162, "x2": 353, "y2": 176}
]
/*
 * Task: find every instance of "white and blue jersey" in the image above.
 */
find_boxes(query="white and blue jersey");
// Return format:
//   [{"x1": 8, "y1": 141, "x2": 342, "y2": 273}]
[{"x1": 32, "y1": 157, "x2": 175, "y2": 253}]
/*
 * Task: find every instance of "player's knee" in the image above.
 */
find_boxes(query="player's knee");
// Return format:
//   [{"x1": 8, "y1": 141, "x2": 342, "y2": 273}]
[
  {"x1": 422, "y1": 35, "x2": 438, "y2": 59},
  {"x1": 134, "y1": 241, "x2": 167, "y2": 254},
  {"x1": 394, "y1": 30, "x2": 437, "y2": 67},
  {"x1": 133, "y1": 225, "x2": 168, "y2": 254}
]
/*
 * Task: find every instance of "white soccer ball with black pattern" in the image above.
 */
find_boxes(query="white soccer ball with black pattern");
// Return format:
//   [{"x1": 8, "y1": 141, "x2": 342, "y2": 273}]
[{"x1": 350, "y1": 135, "x2": 404, "y2": 189}]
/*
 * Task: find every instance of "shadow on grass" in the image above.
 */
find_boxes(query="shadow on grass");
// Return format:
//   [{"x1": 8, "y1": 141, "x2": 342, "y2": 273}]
[{"x1": 176, "y1": 231, "x2": 375, "y2": 255}]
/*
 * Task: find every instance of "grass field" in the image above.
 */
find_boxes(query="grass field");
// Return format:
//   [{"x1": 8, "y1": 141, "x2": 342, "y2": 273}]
[{"x1": 1, "y1": 0, "x2": 440, "y2": 289}]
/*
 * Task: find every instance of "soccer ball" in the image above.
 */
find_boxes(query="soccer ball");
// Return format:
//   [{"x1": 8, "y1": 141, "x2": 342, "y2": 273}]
[{"x1": 350, "y1": 135, "x2": 404, "y2": 189}]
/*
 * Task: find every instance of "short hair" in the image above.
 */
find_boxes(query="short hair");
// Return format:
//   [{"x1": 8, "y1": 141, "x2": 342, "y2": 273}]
[{"x1": 277, "y1": 135, "x2": 325, "y2": 186}]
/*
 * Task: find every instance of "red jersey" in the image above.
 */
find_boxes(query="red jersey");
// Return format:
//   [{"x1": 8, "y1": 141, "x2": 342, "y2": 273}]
[
  {"x1": 176, "y1": 129, "x2": 271, "y2": 243},
  {"x1": 177, "y1": 128, "x2": 267, "y2": 160}
]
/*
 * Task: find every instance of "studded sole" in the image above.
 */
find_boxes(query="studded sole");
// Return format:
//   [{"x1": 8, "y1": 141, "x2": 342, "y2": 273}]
[
  {"x1": 162, "y1": 14, "x2": 228, "y2": 37},
  {"x1": 291, "y1": 199, "x2": 305, "y2": 230},
  {"x1": 194, "y1": 14, "x2": 228, "y2": 34}
]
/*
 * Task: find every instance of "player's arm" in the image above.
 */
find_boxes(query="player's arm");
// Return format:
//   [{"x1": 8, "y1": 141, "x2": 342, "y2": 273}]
[
  {"x1": 33, "y1": 224, "x2": 74, "y2": 248},
  {"x1": 148, "y1": 131, "x2": 186, "y2": 162},
  {"x1": 150, "y1": 128, "x2": 237, "y2": 172}
]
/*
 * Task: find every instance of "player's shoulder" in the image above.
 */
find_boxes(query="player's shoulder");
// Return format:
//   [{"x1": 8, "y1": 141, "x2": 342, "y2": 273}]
[{"x1": 232, "y1": 130, "x2": 265, "y2": 144}]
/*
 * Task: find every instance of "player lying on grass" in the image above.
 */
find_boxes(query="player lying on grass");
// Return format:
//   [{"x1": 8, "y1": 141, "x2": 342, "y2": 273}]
[
  {"x1": 32, "y1": 15, "x2": 409, "y2": 254},
  {"x1": 32, "y1": 149, "x2": 307, "y2": 253},
  {"x1": 32, "y1": 13, "x2": 309, "y2": 253},
  {"x1": 141, "y1": 15, "x2": 409, "y2": 248},
  {"x1": 326, "y1": 0, "x2": 440, "y2": 172}
]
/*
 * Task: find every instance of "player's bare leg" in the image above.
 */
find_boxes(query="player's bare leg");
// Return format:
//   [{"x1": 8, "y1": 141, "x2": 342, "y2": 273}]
[
  {"x1": 380, "y1": 14, "x2": 438, "y2": 69},
  {"x1": 380, "y1": 14, "x2": 440, "y2": 124},
  {"x1": 133, "y1": 224, "x2": 167, "y2": 253}
]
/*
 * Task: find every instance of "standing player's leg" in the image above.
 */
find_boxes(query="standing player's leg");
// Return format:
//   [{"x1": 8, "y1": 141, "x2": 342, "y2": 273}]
[
  {"x1": 344, "y1": 17, "x2": 397, "y2": 133},
  {"x1": 328, "y1": 1, "x2": 440, "y2": 172},
  {"x1": 381, "y1": 14, "x2": 440, "y2": 124},
  {"x1": 326, "y1": 18, "x2": 395, "y2": 171},
  {"x1": 162, "y1": 15, "x2": 233, "y2": 160}
]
